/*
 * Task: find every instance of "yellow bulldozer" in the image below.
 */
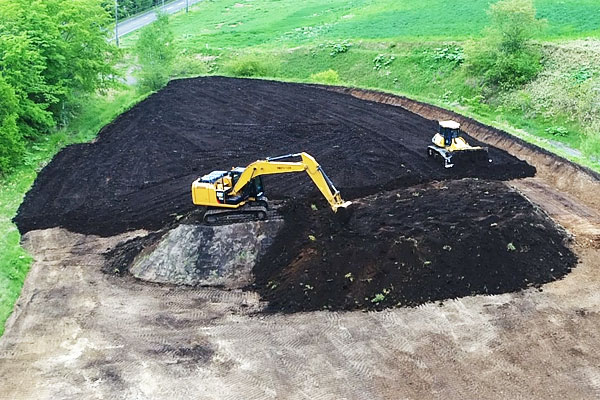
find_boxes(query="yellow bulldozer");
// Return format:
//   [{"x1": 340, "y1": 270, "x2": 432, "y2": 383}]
[
  {"x1": 427, "y1": 120, "x2": 490, "y2": 168},
  {"x1": 191, "y1": 152, "x2": 352, "y2": 224}
]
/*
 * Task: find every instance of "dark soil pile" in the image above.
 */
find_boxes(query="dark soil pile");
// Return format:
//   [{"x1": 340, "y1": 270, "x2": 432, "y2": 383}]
[
  {"x1": 250, "y1": 179, "x2": 576, "y2": 312},
  {"x1": 15, "y1": 77, "x2": 534, "y2": 236}
]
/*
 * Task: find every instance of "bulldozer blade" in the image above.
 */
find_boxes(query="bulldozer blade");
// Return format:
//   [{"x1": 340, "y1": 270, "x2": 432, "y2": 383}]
[{"x1": 450, "y1": 148, "x2": 491, "y2": 167}]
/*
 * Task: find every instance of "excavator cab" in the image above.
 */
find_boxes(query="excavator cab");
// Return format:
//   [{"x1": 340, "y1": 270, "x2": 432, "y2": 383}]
[
  {"x1": 226, "y1": 172, "x2": 264, "y2": 205},
  {"x1": 207, "y1": 168, "x2": 265, "y2": 206}
]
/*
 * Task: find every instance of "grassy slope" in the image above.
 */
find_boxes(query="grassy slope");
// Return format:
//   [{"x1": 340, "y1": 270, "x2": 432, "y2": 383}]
[{"x1": 0, "y1": 90, "x2": 143, "y2": 336}]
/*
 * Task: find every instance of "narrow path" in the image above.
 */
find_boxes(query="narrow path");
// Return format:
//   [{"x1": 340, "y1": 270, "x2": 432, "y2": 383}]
[{"x1": 113, "y1": 0, "x2": 203, "y2": 40}]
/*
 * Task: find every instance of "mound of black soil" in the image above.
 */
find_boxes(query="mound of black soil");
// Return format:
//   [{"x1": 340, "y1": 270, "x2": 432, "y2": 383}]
[
  {"x1": 250, "y1": 179, "x2": 576, "y2": 312},
  {"x1": 15, "y1": 77, "x2": 534, "y2": 236}
]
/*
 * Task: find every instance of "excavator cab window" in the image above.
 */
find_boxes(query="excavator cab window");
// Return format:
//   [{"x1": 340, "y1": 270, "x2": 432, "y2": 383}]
[
  {"x1": 252, "y1": 176, "x2": 264, "y2": 197},
  {"x1": 231, "y1": 171, "x2": 240, "y2": 188},
  {"x1": 241, "y1": 177, "x2": 263, "y2": 197},
  {"x1": 222, "y1": 173, "x2": 264, "y2": 205}
]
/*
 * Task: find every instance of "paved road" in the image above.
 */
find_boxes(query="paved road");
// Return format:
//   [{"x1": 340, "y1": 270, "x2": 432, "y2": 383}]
[{"x1": 114, "y1": 0, "x2": 203, "y2": 40}]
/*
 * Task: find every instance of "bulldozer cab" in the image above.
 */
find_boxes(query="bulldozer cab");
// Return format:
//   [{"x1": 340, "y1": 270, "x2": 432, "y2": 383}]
[{"x1": 439, "y1": 120, "x2": 461, "y2": 147}]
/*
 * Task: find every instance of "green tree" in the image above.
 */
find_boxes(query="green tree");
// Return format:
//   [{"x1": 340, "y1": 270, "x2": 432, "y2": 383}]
[
  {"x1": 103, "y1": 0, "x2": 158, "y2": 19},
  {"x1": 135, "y1": 13, "x2": 175, "y2": 92},
  {"x1": 0, "y1": 0, "x2": 119, "y2": 173},
  {"x1": 0, "y1": 0, "x2": 119, "y2": 134},
  {"x1": 0, "y1": 74, "x2": 25, "y2": 173},
  {"x1": 0, "y1": 32, "x2": 56, "y2": 138},
  {"x1": 466, "y1": 0, "x2": 546, "y2": 90}
]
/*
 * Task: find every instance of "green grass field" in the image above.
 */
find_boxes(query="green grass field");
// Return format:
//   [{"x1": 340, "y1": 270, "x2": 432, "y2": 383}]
[
  {"x1": 124, "y1": 0, "x2": 597, "y2": 168},
  {"x1": 164, "y1": 0, "x2": 599, "y2": 48}
]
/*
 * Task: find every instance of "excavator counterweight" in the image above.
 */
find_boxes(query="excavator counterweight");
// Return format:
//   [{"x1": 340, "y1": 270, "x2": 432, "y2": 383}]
[{"x1": 191, "y1": 152, "x2": 352, "y2": 224}]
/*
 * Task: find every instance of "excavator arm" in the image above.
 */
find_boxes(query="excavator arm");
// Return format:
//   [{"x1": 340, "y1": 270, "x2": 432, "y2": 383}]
[{"x1": 230, "y1": 152, "x2": 352, "y2": 212}]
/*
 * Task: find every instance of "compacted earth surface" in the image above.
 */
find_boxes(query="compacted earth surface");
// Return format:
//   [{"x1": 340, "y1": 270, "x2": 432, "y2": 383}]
[
  {"x1": 3, "y1": 77, "x2": 597, "y2": 399},
  {"x1": 14, "y1": 77, "x2": 534, "y2": 236}
]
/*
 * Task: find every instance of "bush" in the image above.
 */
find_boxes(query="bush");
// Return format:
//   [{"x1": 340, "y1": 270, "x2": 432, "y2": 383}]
[
  {"x1": 310, "y1": 69, "x2": 341, "y2": 84},
  {"x1": 581, "y1": 133, "x2": 600, "y2": 161},
  {"x1": 545, "y1": 126, "x2": 569, "y2": 137},
  {"x1": 373, "y1": 54, "x2": 396, "y2": 71},
  {"x1": 329, "y1": 40, "x2": 352, "y2": 56},
  {"x1": 135, "y1": 13, "x2": 175, "y2": 92},
  {"x1": 225, "y1": 56, "x2": 278, "y2": 77},
  {"x1": 478, "y1": 48, "x2": 543, "y2": 88},
  {"x1": 433, "y1": 46, "x2": 464, "y2": 64},
  {"x1": 466, "y1": 0, "x2": 545, "y2": 90}
]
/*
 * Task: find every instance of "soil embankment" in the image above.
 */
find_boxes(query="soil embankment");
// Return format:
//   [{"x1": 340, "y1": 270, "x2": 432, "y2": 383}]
[
  {"x1": 251, "y1": 179, "x2": 575, "y2": 311},
  {"x1": 14, "y1": 77, "x2": 533, "y2": 237}
]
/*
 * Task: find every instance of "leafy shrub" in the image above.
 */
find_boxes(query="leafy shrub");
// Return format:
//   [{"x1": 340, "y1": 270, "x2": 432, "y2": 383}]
[
  {"x1": 373, "y1": 54, "x2": 396, "y2": 71},
  {"x1": 480, "y1": 48, "x2": 543, "y2": 88},
  {"x1": 310, "y1": 69, "x2": 341, "y2": 84},
  {"x1": 545, "y1": 126, "x2": 568, "y2": 137},
  {"x1": 225, "y1": 56, "x2": 278, "y2": 77},
  {"x1": 572, "y1": 67, "x2": 594, "y2": 84},
  {"x1": 466, "y1": 0, "x2": 545, "y2": 90},
  {"x1": 329, "y1": 40, "x2": 352, "y2": 56},
  {"x1": 433, "y1": 46, "x2": 464, "y2": 64}
]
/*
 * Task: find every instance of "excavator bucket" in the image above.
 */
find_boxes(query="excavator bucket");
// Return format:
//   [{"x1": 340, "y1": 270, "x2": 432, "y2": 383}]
[
  {"x1": 332, "y1": 200, "x2": 353, "y2": 213},
  {"x1": 332, "y1": 201, "x2": 355, "y2": 225}
]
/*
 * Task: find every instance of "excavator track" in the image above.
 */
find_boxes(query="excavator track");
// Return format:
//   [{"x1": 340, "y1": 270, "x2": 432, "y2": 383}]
[{"x1": 203, "y1": 205, "x2": 270, "y2": 225}]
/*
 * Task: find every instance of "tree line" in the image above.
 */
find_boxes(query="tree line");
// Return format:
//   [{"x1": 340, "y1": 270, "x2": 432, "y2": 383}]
[
  {"x1": 0, "y1": 0, "x2": 118, "y2": 174},
  {"x1": 103, "y1": 0, "x2": 164, "y2": 19}
]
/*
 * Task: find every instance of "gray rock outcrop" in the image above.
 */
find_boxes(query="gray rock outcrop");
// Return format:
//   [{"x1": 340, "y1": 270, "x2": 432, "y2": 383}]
[{"x1": 130, "y1": 221, "x2": 283, "y2": 288}]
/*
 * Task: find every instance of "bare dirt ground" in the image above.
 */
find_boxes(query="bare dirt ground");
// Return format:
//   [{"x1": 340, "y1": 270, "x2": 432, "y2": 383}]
[
  {"x1": 1, "y1": 213, "x2": 599, "y2": 400},
  {"x1": 2, "y1": 80, "x2": 600, "y2": 399}
]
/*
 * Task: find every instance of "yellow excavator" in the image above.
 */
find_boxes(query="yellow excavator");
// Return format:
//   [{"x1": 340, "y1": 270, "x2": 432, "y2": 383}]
[
  {"x1": 427, "y1": 120, "x2": 490, "y2": 168},
  {"x1": 191, "y1": 152, "x2": 352, "y2": 224}
]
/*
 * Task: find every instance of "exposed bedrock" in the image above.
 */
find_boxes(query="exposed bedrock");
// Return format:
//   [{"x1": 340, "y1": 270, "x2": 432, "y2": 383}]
[{"x1": 129, "y1": 220, "x2": 284, "y2": 288}]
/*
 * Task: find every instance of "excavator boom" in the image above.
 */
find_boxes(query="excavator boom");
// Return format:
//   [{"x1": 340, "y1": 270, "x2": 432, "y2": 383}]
[{"x1": 229, "y1": 152, "x2": 351, "y2": 212}]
